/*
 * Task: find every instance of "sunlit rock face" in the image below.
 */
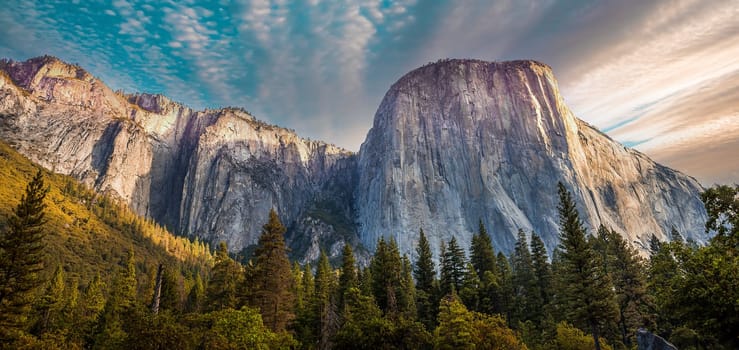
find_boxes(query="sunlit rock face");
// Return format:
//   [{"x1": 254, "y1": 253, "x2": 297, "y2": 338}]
[
  {"x1": 0, "y1": 56, "x2": 359, "y2": 260},
  {"x1": 357, "y1": 59, "x2": 707, "y2": 257},
  {"x1": 0, "y1": 56, "x2": 708, "y2": 261}
]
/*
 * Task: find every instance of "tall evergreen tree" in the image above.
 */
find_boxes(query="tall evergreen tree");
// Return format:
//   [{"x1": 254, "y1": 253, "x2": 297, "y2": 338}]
[
  {"x1": 596, "y1": 226, "x2": 654, "y2": 347},
  {"x1": 370, "y1": 237, "x2": 403, "y2": 314},
  {"x1": 94, "y1": 250, "x2": 139, "y2": 349},
  {"x1": 159, "y1": 266, "x2": 183, "y2": 313},
  {"x1": 470, "y1": 220, "x2": 497, "y2": 277},
  {"x1": 80, "y1": 274, "x2": 106, "y2": 320},
  {"x1": 0, "y1": 170, "x2": 48, "y2": 339},
  {"x1": 400, "y1": 255, "x2": 417, "y2": 319},
  {"x1": 529, "y1": 232, "x2": 552, "y2": 320},
  {"x1": 337, "y1": 244, "x2": 357, "y2": 312},
  {"x1": 495, "y1": 252, "x2": 513, "y2": 323},
  {"x1": 314, "y1": 251, "x2": 338, "y2": 350},
  {"x1": 511, "y1": 229, "x2": 537, "y2": 325},
  {"x1": 439, "y1": 237, "x2": 466, "y2": 297},
  {"x1": 185, "y1": 273, "x2": 204, "y2": 313},
  {"x1": 249, "y1": 209, "x2": 295, "y2": 332},
  {"x1": 459, "y1": 262, "x2": 481, "y2": 311},
  {"x1": 555, "y1": 182, "x2": 617, "y2": 350},
  {"x1": 34, "y1": 264, "x2": 65, "y2": 334},
  {"x1": 205, "y1": 242, "x2": 241, "y2": 312},
  {"x1": 414, "y1": 229, "x2": 438, "y2": 329}
]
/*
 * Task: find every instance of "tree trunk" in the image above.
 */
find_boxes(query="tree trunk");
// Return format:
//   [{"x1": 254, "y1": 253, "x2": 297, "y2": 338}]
[
  {"x1": 150, "y1": 264, "x2": 164, "y2": 314},
  {"x1": 591, "y1": 320, "x2": 602, "y2": 350}
]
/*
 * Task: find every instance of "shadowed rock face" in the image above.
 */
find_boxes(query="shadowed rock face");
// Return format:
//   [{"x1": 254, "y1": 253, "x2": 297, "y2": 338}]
[
  {"x1": 357, "y1": 59, "x2": 707, "y2": 257},
  {"x1": 0, "y1": 56, "x2": 708, "y2": 261},
  {"x1": 0, "y1": 56, "x2": 360, "y2": 261}
]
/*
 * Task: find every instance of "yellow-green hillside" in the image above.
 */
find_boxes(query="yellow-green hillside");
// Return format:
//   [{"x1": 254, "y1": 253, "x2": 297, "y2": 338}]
[{"x1": 0, "y1": 139, "x2": 213, "y2": 295}]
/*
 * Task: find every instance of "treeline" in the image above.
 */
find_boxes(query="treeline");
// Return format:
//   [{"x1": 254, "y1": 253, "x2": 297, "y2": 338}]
[
  {"x1": 59, "y1": 177, "x2": 213, "y2": 267},
  {"x1": 1, "y1": 168, "x2": 737, "y2": 349}
]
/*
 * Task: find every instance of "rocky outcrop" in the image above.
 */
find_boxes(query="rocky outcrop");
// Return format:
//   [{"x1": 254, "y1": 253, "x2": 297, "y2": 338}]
[
  {"x1": 0, "y1": 56, "x2": 360, "y2": 260},
  {"x1": 357, "y1": 59, "x2": 707, "y2": 257},
  {"x1": 0, "y1": 56, "x2": 709, "y2": 261},
  {"x1": 637, "y1": 328, "x2": 678, "y2": 350}
]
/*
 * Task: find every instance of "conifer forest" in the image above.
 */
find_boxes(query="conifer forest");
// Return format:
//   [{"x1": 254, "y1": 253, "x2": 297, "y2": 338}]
[{"x1": 0, "y1": 155, "x2": 737, "y2": 349}]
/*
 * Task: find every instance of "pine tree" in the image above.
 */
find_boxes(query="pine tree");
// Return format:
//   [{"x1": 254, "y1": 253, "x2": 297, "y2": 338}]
[
  {"x1": 249, "y1": 208, "x2": 295, "y2": 332},
  {"x1": 495, "y1": 252, "x2": 513, "y2": 323},
  {"x1": 434, "y1": 294, "x2": 476, "y2": 350},
  {"x1": 414, "y1": 228, "x2": 438, "y2": 329},
  {"x1": 511, "y1": 228, "x2": 537, "y2": 325},
  {"x1": 0, "y1": 170, "x2": 48, "y2": 339},
  {"x1": 159, "y1": 266, "x2": 182, "y2": 313},
  {"x1": 459, "y1": 262, "x2": 480, "y2": 311},
  {"x1": 439, "y1": 237, "x2": 466, "y2": 297},
  {"x1": 205, "y1": 242, "x2": 241, "y2": 311},
  {"x1": 314, "y1": 250, "x2": 338, "y2": 350},
  {"x1": 185, "y1": 273, "x2": 204, "y2": 313},
  {"x1": 94, "y1": 250, "x2": 139, "y2": 349},
  {"x1": 80, "y1": 274, "x2": 106, "y2": 320},
  {"x1": 596, "y1": 226, "x2": 654, "y2": 347},
  {"x1": 470, "y1": 220, "x2": 497, "y2": 277},
  {"x1": 370, "y1": 237, "x2": 403, "y2": 314},
  {"x1": 529, "y1": 232, "x2": 552, "y2": 322},
  {"x1": 35, "y1": 264, "x2": 65, "y2": 334},
  {"x1": 400, "y1": 255, "x2": 417, "y2": 319},
  {"x1": 337, "y1": 244, "x2": 357, "y2": 312},
  {"x1": 555, "y1": 182, "x2": 617, "y2": 350}
]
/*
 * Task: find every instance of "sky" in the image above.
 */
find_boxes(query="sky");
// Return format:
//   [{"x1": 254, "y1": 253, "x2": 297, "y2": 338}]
[{"x1": 0, "y1": 0, "x2": 737, "y2": 185}]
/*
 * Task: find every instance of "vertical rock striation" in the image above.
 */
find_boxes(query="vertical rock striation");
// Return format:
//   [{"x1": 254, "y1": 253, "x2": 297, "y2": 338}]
[
  {"x1": 357, "y1": 59, "x2": 707, "y2": 256},
  {"x1": 0, "y1": 56, "x2": 359, "y2": 260},
  {"x1": 0, "y1": 56, "x2": 709, "y2": 260}
]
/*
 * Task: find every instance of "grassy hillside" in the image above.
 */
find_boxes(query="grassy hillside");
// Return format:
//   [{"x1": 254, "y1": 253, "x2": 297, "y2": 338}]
[{"x1": 0, "y1": 140, "x2": 213, "y2": 298}]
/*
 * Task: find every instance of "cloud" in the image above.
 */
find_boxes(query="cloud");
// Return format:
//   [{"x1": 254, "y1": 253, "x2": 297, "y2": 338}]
[
  {"x1": 554, "y1": 0, "x2": 739, "y2": 184},
  {"x1": 1, "y1": 0, "x2": 736, "y2": 183}
]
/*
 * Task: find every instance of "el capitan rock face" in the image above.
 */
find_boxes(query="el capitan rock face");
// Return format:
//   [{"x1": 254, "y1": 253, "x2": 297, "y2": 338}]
[
  {"x1": 0, "y1": 56, "x2": 708, "y2": 260},
  {"x1": 357, "y1": 59, "x2": 707, "y2": 256}
]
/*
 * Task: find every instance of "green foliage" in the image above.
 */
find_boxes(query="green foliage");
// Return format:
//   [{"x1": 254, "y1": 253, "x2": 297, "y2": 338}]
[
  {"x1": 555, "y1": 183, "x2": 617, "y2": 350},
  {"x1": 701, "y1": 184, "x2": 738, "y2": 238},
  {"x1": 439, "y1": 237, "x2": 466, "y2": 297},
  {"x1": 1, "y1": 140, "x2": 737, "y2": 349},
  {"x1": 470, "y1": 220, "x2": 497, "y2": 278},
  {"x1": 33, "y1": 264, "x2": 66, "y2": 334},
  {"x1": 593, "y1": 225, "x2": 654, "y2": 347},
  {"x1": 205, "y1": 242, "x2": 242, "y2": 312},
  {"x1": 370, "y1": 237, "x2": 404, "y2": 314},
  {"x1": 195, "y1": 306, "x2": 295, "y2": 350},
  {"x1": 247, "y1": 209, "x2": 295, "y2": 332},
  {"x1": 547, "y1": 322, "x2": 612, "y2": 350},
  {"x1": 314, "y1": 250, "x2": 338, "y2": 349},
  {"x1": 512, "y1": 229, "x2": 539, "y2": 325},
  {"x1": 434, "y1": 294, "x2": 527, "y2": 350},
  {"x1": 0, "y1": 169, "x2": 48, "y2": 339},
  {"x1": 337, "y1": 244, "x2": 357, "y2": 312},
  {"x1": 495, "y1": 252, "x2": 514, "y2": 322},
  {"x1": 414, "y1": 228, "x2": 438, "y2": 329},
  {"x1": 334, "y1": 288, "x2": 432, "y2": 350}
]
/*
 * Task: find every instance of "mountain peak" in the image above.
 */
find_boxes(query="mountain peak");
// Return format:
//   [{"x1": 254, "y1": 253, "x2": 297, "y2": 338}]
[
  {"x1": 393, "y1": 58, "x2": 553, "y2": 89},
  {"x1": 0, "y1": 55, "x2": 93, "y2": 90},
  {"x1": 358, "y1": 57, "x2": 706, "y2": 257}
]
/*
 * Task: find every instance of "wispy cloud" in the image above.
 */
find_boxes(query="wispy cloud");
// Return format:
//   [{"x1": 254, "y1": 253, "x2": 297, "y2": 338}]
[{"x1": 0, "y1": 0, "x2": 736, "y2": 183}]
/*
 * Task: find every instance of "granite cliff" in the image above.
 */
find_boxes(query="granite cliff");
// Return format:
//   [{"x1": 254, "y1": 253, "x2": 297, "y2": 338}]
[
  {"x1": 0, "y1": 56, "x2": 359, "y2": 261},
  {"x1": 0, "y1": 56, "x2": 708, "y2": 260},
  {"x1": 357, "y1": 59, "x2": 707, "y2": 256}
]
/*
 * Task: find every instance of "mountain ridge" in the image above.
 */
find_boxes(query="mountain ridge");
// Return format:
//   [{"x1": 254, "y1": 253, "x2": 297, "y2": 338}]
[
  {"x1": 0, "y1": 55, "x2": 708, "y2": 260},
  {"x1": 0, "y1": 55, "x2": 361, "y2": 263},
  {"x1": 357, "y1": 58, "x2": 706, "y2": 256}
]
